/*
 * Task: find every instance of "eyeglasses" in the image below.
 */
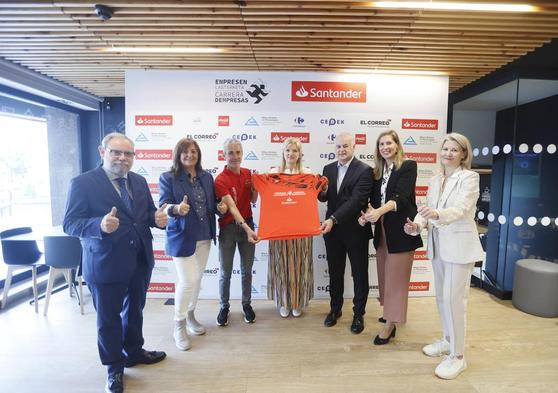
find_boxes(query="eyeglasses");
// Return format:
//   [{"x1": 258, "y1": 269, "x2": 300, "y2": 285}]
[{"x1": 107, "y1": 148, "x2": 135, "y2": 158}]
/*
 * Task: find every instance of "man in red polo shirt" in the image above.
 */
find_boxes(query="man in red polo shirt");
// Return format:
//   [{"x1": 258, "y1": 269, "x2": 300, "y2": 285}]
[{"x1": 214, "y1": 138, "x2": 259, "y2": 327}]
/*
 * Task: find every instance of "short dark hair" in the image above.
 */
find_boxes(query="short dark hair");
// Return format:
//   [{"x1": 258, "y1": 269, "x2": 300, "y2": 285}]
[{"x1": 170, "y1": 138, "x2": 203, "y2": 176}]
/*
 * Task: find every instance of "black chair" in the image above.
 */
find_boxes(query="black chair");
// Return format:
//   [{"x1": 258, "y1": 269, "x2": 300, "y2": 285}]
[
  {"x1": 1, "y1": 227, "x2": 43, "y2": 312},
  {"x1": 43, "y1": 235, "x2": 84, "y2": 316}
]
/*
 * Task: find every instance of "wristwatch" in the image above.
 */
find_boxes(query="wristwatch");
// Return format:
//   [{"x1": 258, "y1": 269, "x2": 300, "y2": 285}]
[{"x1": 330, "y1": 215, "x2": 338, "y2": 225}]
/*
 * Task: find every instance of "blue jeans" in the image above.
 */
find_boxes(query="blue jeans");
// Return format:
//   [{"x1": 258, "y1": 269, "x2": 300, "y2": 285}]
[{"x1": 218, "y1": 221, "x2": 255, "y2": 309}]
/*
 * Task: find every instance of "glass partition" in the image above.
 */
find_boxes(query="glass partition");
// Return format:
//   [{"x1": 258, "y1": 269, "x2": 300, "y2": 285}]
[{"x1": 452, "y1": 78, "x2": 558, "y2": 295}]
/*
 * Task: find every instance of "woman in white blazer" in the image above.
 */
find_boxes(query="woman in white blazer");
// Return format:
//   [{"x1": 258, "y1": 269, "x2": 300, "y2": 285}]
[{"x1": 404, "y1": 132, "x2": 484, "y2": 380}]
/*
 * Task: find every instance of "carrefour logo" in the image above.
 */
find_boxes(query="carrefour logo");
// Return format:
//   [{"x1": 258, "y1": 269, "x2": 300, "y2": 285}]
[
  {"x1": 293, "y1": 116, "x2": 305, "y2": 125},
  {"x1": 291, "y1": 81, "x2": 366, "y2": 103}
]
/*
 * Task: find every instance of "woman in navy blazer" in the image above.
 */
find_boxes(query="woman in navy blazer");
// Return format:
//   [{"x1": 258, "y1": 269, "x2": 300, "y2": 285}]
[
  {"x1": 159, "y1": 138, "x2": 225, "y2": 351},
  {"x1": 360, "y1": 130, "x2": 422, "y2": 345}
]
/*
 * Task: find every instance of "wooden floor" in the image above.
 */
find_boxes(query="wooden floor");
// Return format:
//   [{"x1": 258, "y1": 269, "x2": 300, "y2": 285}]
[{"x1": 0, "y1": 287, "x2": 556, "y2": 393}]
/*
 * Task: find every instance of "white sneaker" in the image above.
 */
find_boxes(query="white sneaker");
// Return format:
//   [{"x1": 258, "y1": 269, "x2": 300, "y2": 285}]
[
  {"x1": 186, "y1": 311, "x2": 206, "y2": 336},
  {"x1": 279, "y1": 306, "x2": 290, "y2": 318},
  {"x1": 292, "y1": 308, "x2": 302, "y2": 317},
  {"x1": 422, "y1": 339, "x2": 450, "y2": 357},
  {"x1": 435, "y1": 356, "x2": 467, "y2": 380},
  {"x1": 174, "y1": 319, "x2": 191, "y2": 351}
]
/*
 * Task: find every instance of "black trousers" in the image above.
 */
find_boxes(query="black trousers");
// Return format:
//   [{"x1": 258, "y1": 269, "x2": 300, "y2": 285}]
[
  {"x1": 88, "y1": 249, "x2": 152, "y2": 375},
  {"x1": 324, "y1": 232, "x2": 370, "y2": 316}
]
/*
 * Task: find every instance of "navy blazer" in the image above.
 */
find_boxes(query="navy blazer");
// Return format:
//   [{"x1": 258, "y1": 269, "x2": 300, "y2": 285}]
[
  {"x1": 370, "y1": 160, "x2": 423, "y2": 253},
  {"x1": 158, "y1": 169, "x2": 218, "y2": 257},
  {"x1": 63, "y1": 166, "x2": 158, "y2": 284},
  {"x1": 318, "y1": 158, "x2": 374, "y2": 242}
]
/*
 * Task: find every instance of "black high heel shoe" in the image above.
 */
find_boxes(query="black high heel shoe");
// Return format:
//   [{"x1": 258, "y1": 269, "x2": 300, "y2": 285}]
[{"x1": 373, "y1": 325, "x2": 396, "y2": 345}]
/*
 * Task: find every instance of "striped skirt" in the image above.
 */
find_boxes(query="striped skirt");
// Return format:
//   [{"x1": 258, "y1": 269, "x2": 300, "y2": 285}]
[{"x1": 267, "y1": 237, "x2": 313, "y2": 310}]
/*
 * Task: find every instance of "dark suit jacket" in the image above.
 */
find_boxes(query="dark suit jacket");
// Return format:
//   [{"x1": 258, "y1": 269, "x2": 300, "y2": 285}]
[
  {"x1": 318, "y1": 158, "x2": 374, "y2": 242},
  {"x1": 158, "y1": 169, "x2": 218, "y2": 257},
  {"x1": 63, "y1": 166, "x2": 158, "y2": 284},
  {"x1": 370, "y1": 159, "x2": 423, "y2": 253}
]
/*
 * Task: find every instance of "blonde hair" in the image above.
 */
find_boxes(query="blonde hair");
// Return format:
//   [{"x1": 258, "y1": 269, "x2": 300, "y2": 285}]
[
  {"x1": 279, "y1": 137, "x2": 303, "y2": 173},
  {"x1": 373, "y1": 130, "x2": 405, "y2": 180},
  {"x1": 440, "y1": 132, "x2": 473, "y2": 170}
]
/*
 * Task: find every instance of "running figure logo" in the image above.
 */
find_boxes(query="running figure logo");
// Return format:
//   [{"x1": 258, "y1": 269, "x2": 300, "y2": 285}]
[{"x1": 246, "y1": 79, "x2": 270, "y2": 104}]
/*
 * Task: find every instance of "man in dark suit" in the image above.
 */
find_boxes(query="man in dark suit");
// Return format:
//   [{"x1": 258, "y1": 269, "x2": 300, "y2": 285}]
[
  {"x1": 63, "y1": 132, "x2": 168, "y2": 393},
  {"x1": 318, "y1": 132, "x2": 374, "y2": 334}
]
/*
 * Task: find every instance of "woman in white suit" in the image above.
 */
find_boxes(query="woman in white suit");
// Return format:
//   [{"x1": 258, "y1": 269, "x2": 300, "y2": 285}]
[{"x1": 404, "y1": 132, "x2": 484, "y2": 380}]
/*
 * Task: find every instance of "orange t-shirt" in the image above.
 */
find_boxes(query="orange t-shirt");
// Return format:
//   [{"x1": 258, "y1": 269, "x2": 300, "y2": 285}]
[{"x1": 253, "y1": 173, "x2": 328, "y2": 240}]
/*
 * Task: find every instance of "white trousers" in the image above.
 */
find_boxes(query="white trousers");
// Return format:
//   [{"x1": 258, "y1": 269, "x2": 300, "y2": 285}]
[
  {"x1": 432, "y1": 252, "x2": 474, "y2": 357},
  {"x1": 173, "y1": 240, "x2": 211, "y2": 321}
]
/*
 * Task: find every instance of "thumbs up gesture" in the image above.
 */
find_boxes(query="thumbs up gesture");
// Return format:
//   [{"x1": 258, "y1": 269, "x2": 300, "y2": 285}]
[
  {"x1": 404, "y1": 217, "x2": 418, "y2": 235},
  {"x1": 155, "y1": 203, "x2": 168, "y2": 228},
  {"x1": 176, "y1": 195, "x2": 190, "y2": 216},
  {"x1": 101, "y1": 206, "x2": 120, "y2": 233}
]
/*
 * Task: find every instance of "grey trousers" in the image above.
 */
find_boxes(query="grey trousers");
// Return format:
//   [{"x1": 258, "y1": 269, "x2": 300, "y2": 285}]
[{"x1": 218, "y1": 221, "x2": 256, "y2": 309}]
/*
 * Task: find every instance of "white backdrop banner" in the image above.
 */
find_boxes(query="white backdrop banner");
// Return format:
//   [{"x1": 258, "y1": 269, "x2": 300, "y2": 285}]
[{"x1": 125, "y1": 70, "x2": 447, "y2": 299}]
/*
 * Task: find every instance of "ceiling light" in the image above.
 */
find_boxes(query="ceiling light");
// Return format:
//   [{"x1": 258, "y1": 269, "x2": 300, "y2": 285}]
[
  {"x1": 344, "y1": 69, "x2": 447, "y2": 76},
  {"x1": 369, "y1": 2, "x2": 537, "y2": 12},
  {"x1": 103, "y1": 47, "x2": 223, "y2": 53}
]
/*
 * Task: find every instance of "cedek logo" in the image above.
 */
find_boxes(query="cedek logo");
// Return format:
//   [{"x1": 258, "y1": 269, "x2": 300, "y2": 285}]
[
  {"x1": 135, "y1": 149, "x2": 173, "y2": 160},
  {"x1": 415, "y1": 185, "x2": 428, "y2": 197},
  {"x1": 134, "y1": 115, "x2": 173, "y2": 126},
  {"x1": 218, "y1": 115, "x2": 230, "y2": 126},
  {"x1": 148, "y1": 282, "x2": 175, "y2": 293},
  {"x1": 291, "y1": 81, "x2": 366, "y2": 103},
  {"x1": 401, "y1": 118, "x2": 438, "y2": 130},
  {"x1": 355, "y1": 134, "x2": 366, "y2": 145},
  {"x1": 153, "y1": 250, "x2": 172, "y2": 261},
  {"x1": 409, "y1": 281, "x2": 430, "y2": 291},
  {"x1": 270, "y1": 132, "x2": 310, "y2": 143},
  {"x1": 405, "y1": 152, "x2": 437, "y2": 164}
]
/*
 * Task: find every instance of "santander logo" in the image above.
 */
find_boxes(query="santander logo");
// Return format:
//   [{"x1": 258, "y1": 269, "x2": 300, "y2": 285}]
[
  {"x1": 295, "y1": 85, "x2": 309, "y2": 98},
  {"x1": 135, "y1": 115, "x2": 173, "y2": 126},
  {"x1": 153, "y1": 250, "x2": 172, "y2": 261},
  {"x1": 148, "y1": 183, "x2": 160, "y2": 194},
  {"x1": 291, "y1": 81, "x2": 366, "y2": 103},
  {"x1": 135, "y1": 149, "x2": 173, "y2": 160},
  {"x1": 415, "y1": 185, "x2": 428, "y2": 197},
  {"x1": 271, "y1": 132, "x2": 310, "y2": 143},
  {"x1": 402, "y1": 118, "x2": 438, "y2": 130},
  {"x1": 405, "y1": 152, "x2": 437, "y2": 164}
]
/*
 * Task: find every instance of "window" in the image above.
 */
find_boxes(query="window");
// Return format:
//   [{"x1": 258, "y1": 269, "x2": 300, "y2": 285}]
[{"x1": 1, "y1": 114, "x2": 52, "y2": 281}]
